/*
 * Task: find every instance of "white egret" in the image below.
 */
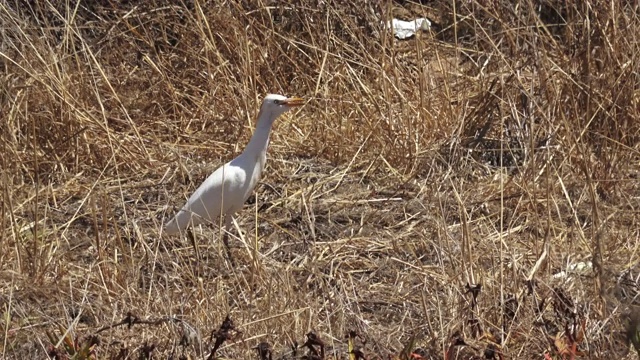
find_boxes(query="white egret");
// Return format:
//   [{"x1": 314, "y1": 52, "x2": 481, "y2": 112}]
[{"x1": 164, "y1": 94, "x2": 304, "y2": 261}]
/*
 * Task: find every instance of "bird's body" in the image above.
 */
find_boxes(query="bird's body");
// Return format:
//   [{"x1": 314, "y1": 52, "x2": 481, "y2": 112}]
[{"x1": 164, "y1": 94, "x2": 304, "y2": 237}]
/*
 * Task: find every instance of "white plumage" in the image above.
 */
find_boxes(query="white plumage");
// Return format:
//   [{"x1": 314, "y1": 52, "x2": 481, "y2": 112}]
[{"x1": 164, "y1": 94, "x2": 304, "y2": 239}]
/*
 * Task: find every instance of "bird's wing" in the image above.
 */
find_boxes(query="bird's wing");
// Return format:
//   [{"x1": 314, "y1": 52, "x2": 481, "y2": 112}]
[{"x1": 164, "y1": 163, "x2": 246, "y2": 234}]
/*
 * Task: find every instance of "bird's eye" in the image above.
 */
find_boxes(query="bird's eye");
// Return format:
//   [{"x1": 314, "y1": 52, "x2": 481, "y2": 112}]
[{"x1": 273, "y1": 99, "x2": 282, "y2": 105}]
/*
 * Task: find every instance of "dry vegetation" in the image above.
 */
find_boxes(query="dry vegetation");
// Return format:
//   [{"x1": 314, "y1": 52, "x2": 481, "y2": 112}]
[{"x1": 1, "y1": 0, "x2": 639, "y2": 359}]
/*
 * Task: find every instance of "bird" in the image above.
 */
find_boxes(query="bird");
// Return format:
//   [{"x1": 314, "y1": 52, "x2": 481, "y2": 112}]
[{"x1": 164, "y1": 94, "x2": 304, "y2": 262}]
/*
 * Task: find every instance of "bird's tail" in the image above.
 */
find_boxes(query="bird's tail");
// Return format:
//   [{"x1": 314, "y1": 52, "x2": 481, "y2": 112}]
[
  {"x1": 163, "y1": 216, "x2": 181, "y2": 235},
  {"x1": 164, "y1": 209, "x2": 198, "y2": 235}
]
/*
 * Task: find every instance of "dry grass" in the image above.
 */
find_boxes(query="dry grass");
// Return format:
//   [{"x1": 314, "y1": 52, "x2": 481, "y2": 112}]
[{"x1": 1, "y1": 0, "x2": 639, "y2": 359}]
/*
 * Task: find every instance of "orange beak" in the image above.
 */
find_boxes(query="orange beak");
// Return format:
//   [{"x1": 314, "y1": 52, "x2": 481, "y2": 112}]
[{"x1": 284, "y1": 97, "x2": 305, "y2": 107}]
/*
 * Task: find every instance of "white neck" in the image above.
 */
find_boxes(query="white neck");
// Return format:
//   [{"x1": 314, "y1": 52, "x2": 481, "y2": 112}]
[{"x1": 241, "y1": 108, "x2": 278, "y2": 157}]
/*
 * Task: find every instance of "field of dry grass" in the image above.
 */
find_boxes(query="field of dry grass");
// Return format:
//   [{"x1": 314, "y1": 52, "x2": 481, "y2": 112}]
[{"x1": 1, "y1": 0, "x2": 639, "y2": 359}]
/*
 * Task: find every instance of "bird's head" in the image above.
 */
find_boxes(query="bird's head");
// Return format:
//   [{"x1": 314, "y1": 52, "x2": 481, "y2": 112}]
[{"x1": 261, "y1": 94, "x2": 305, "y2": 118}]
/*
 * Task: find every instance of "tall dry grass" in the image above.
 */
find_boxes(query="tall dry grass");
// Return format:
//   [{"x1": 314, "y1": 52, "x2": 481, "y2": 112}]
[{"x1": 1, "y1": 0, "x2": 639, "y2": 358}]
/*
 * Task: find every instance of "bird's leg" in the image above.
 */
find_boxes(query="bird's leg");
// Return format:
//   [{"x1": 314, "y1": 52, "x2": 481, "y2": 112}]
[
  {"x1": 187, "y1": 227, "x2": 200, "y2": 261},
  {"x1": 223, "y1": 215, "x2": 236, "y2": 266}
]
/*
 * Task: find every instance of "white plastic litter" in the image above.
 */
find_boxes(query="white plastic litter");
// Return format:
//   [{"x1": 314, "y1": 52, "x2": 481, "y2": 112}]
[
  {"x1": 385, "y1": 18, "x2": 431, "y2": 40},
  {"x1": 552, "y1": 261, "x2": 593, "y2": 280}
]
